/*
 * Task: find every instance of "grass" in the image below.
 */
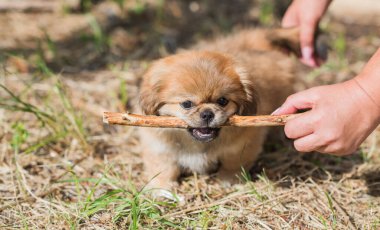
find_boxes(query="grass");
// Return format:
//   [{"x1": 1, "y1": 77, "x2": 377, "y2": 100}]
[
  {"x1": 324, "y1": 191, "x2": 337, "y2": 229},
  {"x1": 259, "y1": 0, "x2": 274, "y2": 26},
  {"x1": 55, "y1": 166, "x2": 181, "y2": 229},
  {"x1": 77, "y1": 13, "x2": 110, "y2": 53},
  {"x1": 0, "y1": 0, "x2": 380, "y2": 229},
  {"x1": 0, "y1": 74, "x2": 88, "y2": 150}
]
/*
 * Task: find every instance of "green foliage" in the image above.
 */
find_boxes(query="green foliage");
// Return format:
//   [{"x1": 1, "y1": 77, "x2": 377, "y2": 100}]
[
  {"x1": 319, "y1": 215, "x2": 329, "y2": 230},
  {"x1": 325, "y1": 191, "x2": 337, "y2": 229},
  {"x1": 259, "y1": 1, "x2": 274, "y2": 26},
  {"x1": 359, "y1": 149, "x2": 370, "y2": 163},
  {"x1": 112, "y1": 0, "x2": 125, "y2": 10},
  {"x1": 240, "y1": 166, "x2": 251, "y2": 182},
  {"x1": 54, "y1": 77, "x2": 88, "y2": 146},
  {"x1": 241, "y1": 168, "x2": 267, "y2": 202},
  {"x1": 86, "y1": 14, "x2": 109, "y2": 52},
  {"x1": 34, "y1": 33, "x2": 58, "y2": 78},
  {"x1": 0, "y1": 84, "x2": 55, "y2": 124},
  {"x1": 43, "y1": 32, "x2": 57, "y2": 58},
  {"x1": 11, "y1": 123, "x2": 29, "y2": 153},
  {"x1": 131, "y1": 0, "x2": 146, "y2": 15},
  {"x1": 0, "y1": 73, "x2": 88, "y2": 154},
  {"x1": 372, "y1": 217, "x2": 380, "y2": 229},
  {"x1": 333, "y1": 33, "x2": 347, "y2": 60},
  {"x1": 34, "y1": 54, "x2": 54, "y2": 77},
  {"x1": 80, "y1": 0, "x2": 93, "y2": 12},
  {"x1": 119, "y1": 77, "x2": 128, "y2": 106},
  {"x1": 59, "y1": 172, "x2": 177, "y2": 229}
]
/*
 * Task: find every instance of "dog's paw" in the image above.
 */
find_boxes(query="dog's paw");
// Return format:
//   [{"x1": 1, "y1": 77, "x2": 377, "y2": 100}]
[
  {"x1": 152, "y1": 189, "x2": 185, "y2": 203},
  {"x1": 143, "y1": 181, "x2": 184, "y2": 203},
  {"x1": 216, "y1": 171, "x2": 241, "y2": 187}
]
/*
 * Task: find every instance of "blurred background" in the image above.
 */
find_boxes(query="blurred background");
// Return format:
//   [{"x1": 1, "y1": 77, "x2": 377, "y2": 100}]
[{"x1": 0, "y1": 0, "x2": 380, "y2": 229}]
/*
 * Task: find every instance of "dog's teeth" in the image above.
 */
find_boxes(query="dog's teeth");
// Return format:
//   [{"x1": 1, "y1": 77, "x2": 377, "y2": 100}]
[{"x1": 188, "y1": 128, "x2": 220, "y2": 142}]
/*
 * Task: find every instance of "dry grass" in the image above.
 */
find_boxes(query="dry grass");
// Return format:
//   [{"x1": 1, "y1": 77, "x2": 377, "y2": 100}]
[{"x1": 1, "y1": 0, "x2": 380, "y2": 229}]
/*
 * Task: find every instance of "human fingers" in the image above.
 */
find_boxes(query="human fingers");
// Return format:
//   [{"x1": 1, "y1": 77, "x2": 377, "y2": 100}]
[
  {"x1": 284, "y1": 111, "x2": 314, "y2": 139},
  {"x1": 271, "y1": 91, "x2": 315, "y2": 115},
  {"x1": 293, "y1": 133, "x2": 322, "y2": 152},
  {"x1": 281, "y1": 4, "x2": 299, "y2": 28},
  {"x1": 300, "y1": 21, "x2": 318, "y2": 67},
  {"x1": 315, "y1": 142, "x2": 357, "y2": 156}
]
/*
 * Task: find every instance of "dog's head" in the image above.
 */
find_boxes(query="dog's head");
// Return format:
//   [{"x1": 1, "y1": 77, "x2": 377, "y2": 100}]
[{"x1": 139, "y1": 51, "x2": 257, "y2": 142}]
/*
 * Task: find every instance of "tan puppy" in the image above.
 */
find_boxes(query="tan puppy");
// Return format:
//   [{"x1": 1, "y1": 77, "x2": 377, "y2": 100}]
[{"x1": 137, "y1": 28, "x2": 300, "y2": 192}]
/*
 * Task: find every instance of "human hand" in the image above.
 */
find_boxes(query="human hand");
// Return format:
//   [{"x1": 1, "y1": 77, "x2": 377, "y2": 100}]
[
  {"x1": 282, "y1": 0, "x2": 331, "y2": 67},
  {"x1": 272, "y1": 80, "x2": 380, "y2": 155}
]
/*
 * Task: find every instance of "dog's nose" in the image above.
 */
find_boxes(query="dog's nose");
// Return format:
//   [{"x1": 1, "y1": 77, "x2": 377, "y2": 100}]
[{"x1": 200, "y1": 109, "x2": 215, "y2": 122}]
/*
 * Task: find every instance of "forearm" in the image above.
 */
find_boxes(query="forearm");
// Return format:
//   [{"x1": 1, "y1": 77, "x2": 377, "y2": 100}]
[{"x1": 355, "y1": 48, "x2": 380, "y2": 112}]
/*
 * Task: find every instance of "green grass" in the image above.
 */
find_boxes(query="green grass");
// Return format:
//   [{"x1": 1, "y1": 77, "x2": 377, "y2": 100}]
[
  {"x1": 112, "y1": 0, "x2": 126, "y2": 10},
  {"x1": 79, "y1": 0, "x2": 93, "y2": 12},
  {"x1": 130, "y1": 0, "x2": 147, "y2": 15},
  {"x1": 119, "y1": 78, "x2": 128, "y2": 107},
  {"x1": 325, "y1": 191, "x2": 337, "y2": 229},
  {"x1": 0, "y1": 84, "x2": 55, "y2": 124},
  {"x1": 259, "y1": 0, "x2": 274, "y2": 26},
  {"x1": 241, "y1": 168, "x2": 267, "y2": 202},
  {"x1": 0, "y1": 70, "x2": 88, "y2": 154},
  {"x1": 35, "y1": 40, "x2": 55, "y2": 77},
  {"x1": 372, "y1": 218, "x2": 380, "y2": 229},
  {"x1": 57, "y1": 168, "x2": 178, "y2": 229},
  {"x1": 109, "y1": 63, "x2": 129, "y2": 107},
  {"x1": 333, "y1": 32, "x2": 347, "y2": 61},
  {"x1": 54, "y1": 77, "x2": 88, "y2": 147},
  {"x1": 86, "y1": 14, "x2": 109, "y2": 52}
]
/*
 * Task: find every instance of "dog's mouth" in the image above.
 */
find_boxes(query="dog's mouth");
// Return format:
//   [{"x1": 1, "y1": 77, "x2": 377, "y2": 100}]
[{"x1": 187, "y1": 127, "x2": 221, "y2": 142}]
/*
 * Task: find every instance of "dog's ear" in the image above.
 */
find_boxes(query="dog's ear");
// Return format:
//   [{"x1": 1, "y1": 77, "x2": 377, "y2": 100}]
[
  {"x1": 139, "y1": 68, "x2": 164, "y2": 115},
  {"x1": 267, "y1": 27, "x2": 302, "y2": 57},
  {"x1": 235, "y1": 66, "x2": 259, "y2": 116}
]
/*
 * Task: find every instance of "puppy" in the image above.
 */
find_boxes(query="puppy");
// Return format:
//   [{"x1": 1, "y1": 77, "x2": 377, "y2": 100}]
[{"x1": 137, "y1": 28, "x2": 301, "y2": 192}]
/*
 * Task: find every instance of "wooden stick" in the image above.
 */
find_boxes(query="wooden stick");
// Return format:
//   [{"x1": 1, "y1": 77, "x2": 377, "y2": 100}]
[{"x1": 103, "y1": 112, "x2": 300, "y2": 128}]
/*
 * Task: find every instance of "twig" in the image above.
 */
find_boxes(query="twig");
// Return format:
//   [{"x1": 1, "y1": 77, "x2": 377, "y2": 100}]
[{"x1": 103, "y1": 112, "x2": 300, "y2": 128}]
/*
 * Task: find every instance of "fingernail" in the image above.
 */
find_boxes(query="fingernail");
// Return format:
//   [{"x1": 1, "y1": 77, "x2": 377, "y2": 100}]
[
  {"x1": 301, "y1": 46, "x2": 317, "y2": 67},
  {"x1": 271, "y1": 107, "x2": 281, "y2": 115},
  {"x1": 302, "y1": 46, "x2": 313, "y2": 60}
]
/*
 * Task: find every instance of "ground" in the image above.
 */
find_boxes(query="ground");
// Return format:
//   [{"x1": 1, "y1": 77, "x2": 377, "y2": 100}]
[{"x1": 0, "y1": 0, "x2": 380, "y2": 229}]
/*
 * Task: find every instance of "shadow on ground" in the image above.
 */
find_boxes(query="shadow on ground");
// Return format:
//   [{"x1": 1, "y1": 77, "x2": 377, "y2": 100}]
[
  {"x1": 1, "y1": 0, "x2": 273, "y2": 73},
  {"x1": 251, "y1": 134, "x2": 368, "y2": 189}
]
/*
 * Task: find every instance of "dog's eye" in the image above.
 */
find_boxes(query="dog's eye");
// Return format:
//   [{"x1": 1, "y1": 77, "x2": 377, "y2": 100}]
[
  {"x1": 180, "y1": 100, "x2": 194, "y2": 109},
  {"x1": 216, "y1": 97, "x2": 229, "y2": 107}
]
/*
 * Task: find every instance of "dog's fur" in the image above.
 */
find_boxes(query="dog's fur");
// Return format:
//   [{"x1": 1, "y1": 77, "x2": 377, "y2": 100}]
[{"x1": 136, "y1": 28, "x2": 300, "y2": 190}]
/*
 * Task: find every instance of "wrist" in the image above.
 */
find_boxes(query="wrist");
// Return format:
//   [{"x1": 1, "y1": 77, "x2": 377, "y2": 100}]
[
  {"x1": 352, "y1": 48, "x2": 380, "y2": 122},
  {"x1": 355, "y1": 48, "x2": 380, "y2": 107},
  {"x1": 354, "y1": 77, "x2": 380, "y2": 109},
  {"x1": 346, "y1": 78, "x2": 380, "y2": 124}
]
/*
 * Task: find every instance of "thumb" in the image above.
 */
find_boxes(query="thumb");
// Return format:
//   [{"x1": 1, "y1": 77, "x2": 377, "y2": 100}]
[{"x1": 271, "y1": 91, "x2": 315, "y2": 115}]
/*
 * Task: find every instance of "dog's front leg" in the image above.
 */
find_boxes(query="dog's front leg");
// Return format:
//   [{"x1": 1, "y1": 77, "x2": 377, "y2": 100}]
[
  {"x1": 216, "y1": 142, "x2": 262, "y2": 186},
  {"x1": 142, "y1": 150, "x2": 180, "y2": 191}
]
